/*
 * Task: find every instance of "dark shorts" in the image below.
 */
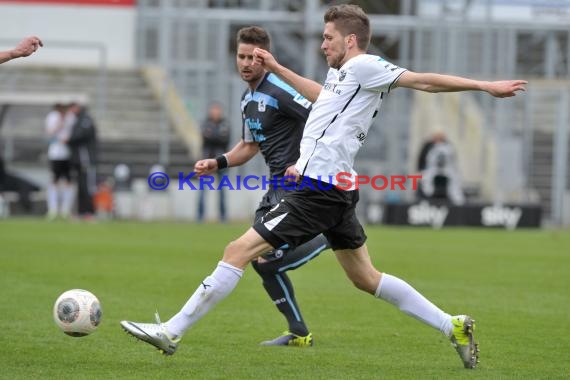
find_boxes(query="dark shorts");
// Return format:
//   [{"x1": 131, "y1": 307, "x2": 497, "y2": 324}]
[
  {"x1": 254, "y1": 186, "x2": 289, "y2": 223},
  {"x1": 50, "y1": 160, "x2": 71, "y2": 182},
  {"x1": 253, "y1": 177, "x2": 366, "y2": 251}
]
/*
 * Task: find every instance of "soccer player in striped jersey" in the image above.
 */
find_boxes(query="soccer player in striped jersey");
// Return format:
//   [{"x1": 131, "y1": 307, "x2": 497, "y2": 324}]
[{"x1": 194, "y1": 26, "x2": 330, "y2": 346}]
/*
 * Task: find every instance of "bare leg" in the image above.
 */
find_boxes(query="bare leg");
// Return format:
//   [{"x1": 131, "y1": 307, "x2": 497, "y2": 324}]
[
  {"x1": 335, "y1": 245, "x2": 452, "y2": 335},
  {"x1": 334, "y1": 245, "x2": 381, "y2": 294}
]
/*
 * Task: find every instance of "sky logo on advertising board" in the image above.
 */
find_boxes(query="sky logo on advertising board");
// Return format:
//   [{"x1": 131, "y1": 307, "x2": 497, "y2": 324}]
[
  {"x1": 407, "y1": 201, "x2": 449, "y2": 229},
  {"x1": 481, "y1": 206, "x2": 522, "y2": 230}
]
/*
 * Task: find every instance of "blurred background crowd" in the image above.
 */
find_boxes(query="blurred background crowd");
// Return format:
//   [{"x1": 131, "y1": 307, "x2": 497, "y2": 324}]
[{"x1": 0, "y1": 0, "x2": 568, "y2": 227}]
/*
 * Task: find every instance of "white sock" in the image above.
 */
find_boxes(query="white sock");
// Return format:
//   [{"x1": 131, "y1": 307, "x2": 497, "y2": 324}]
[
  {"x1": 47, "y1": 184, "x2": 58, "y2": 216},
  {"x1": 166, "y1": 261, "x2": 243, "y2": 338},
  {"x1": 376, "y1": 273, "x2": 453, "y2": 336},
  {"x1": 61, "y1": 185, "x2": 74, "y2": 217}
]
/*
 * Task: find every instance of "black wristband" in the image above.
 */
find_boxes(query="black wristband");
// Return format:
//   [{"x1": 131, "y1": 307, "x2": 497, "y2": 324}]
[{"x1": 215, "y1": 155, "x2": 228, "y2": 169}]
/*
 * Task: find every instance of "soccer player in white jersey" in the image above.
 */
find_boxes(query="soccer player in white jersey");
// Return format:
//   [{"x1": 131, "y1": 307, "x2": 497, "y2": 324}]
[{"x1": 121, "y1": 4, "x2": 526, "y2": 369}]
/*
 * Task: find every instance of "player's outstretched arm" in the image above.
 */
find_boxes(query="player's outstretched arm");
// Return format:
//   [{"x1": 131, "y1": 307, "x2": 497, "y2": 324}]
[
  {"x1": 253, "y1": 48, "x2": 322, "y2": 103},
  {"x1": 0, "y1": 36, "x2": 43, "y2": 64},
  {"x1": 395, "y1": 71, "x2": 527, "y2": 98}
]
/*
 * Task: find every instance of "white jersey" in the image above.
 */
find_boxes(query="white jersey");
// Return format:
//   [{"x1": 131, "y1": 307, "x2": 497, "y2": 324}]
[
  {"x1": 45, "y1": 110, "x2": 72, "y2": 160},
  {"x1": 295, "y1": 54, "x2": 407, "y2": 189}
]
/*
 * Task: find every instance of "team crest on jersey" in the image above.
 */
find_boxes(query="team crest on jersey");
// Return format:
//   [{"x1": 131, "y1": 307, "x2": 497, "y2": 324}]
[
  {"x1": 338, "y1": 69, "x2": 347, "y2": 82},
  {"x1": 258, "y1": 99, "x2": 266, "y2": 112}
]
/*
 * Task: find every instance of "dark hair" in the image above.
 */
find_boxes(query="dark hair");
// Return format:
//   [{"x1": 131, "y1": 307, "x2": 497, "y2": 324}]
[
  {"x1": 236, "y1": 26, "x2": 271, "y2": 51},
  {"x1": 324, "y1": 4, "x2": 371, "y2": 51}
]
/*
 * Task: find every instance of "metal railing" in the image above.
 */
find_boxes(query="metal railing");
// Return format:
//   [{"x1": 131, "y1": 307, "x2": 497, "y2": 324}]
[{"x1": 134, "y1": 0, "x2": 570, "y2": 223}]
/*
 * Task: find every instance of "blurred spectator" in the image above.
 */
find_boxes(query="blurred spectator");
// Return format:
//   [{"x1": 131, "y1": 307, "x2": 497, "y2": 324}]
[
  {"x1": 0, "y1": 36, "x2": 43, "y2": 64},
  {"x1": 45, "y1": 103, "x2": 74, "y2": 219},
  {"x1": 418, "y1": 129, "x2": 465, "y2": 205},
  {"x1": 150, "y1": 163, "x2": 166, "y2": 176},
  {"x1": 0, "y1": 141, "x2": 37, "y2": 214},
  {"x1": 197, "y1": 102, "x2": 230, "y2": 222},
  {"x1": 113, "y1": 164, "x2": 133, "y2": 219},
  {"x1": 65, "y1": 103, "x2": 97, "y2": 218},
  {"x1": 93, "y1": 178, "x2": 114, "y2": 220},
  {"x1": 113, "y1": 163, "x2": 131, "y2": 192}
]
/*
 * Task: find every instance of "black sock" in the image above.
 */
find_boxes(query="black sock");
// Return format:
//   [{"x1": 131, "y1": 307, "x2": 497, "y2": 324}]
[
  {"x1": 263, "y1": 272, "x2": 308, "y2": 336},
  {"x1": 252, "y1": 234, "x2": 330, "y2": 336}
]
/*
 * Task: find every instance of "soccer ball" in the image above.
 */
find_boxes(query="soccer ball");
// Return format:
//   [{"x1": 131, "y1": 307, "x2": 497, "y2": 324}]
[{"x1": 53, "y1": 289, "x2": 102, "y2": 337}]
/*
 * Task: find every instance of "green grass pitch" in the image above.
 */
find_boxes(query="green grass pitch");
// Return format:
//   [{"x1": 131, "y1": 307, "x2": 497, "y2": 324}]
[{"x1": 1, "y1": 219, "x2": 569, "y2": 379}]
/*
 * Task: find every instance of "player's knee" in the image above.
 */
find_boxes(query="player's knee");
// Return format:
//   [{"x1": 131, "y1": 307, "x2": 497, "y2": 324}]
[
  {"x1": 222, "y1": 240, "x2": 251, "y2": 269},
  {"x1": 223, "y1": 239, "x2": 242, "y2": 256}
]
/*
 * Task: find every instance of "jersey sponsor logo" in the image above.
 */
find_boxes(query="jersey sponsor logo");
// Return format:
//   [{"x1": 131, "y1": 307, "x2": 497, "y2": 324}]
[
  {"x1": 245, "y1": 118, "x2": 266, "y2": 142},
  {"x1": 293, "y1": 93, "x2": 312, "y2": 109},
  {"x1": 377, "y1": 57, "x2": 400, "y2": 71},
  {"x1": 382, "y1": 62, "x2": 400, "y2": 72},
  {"x1": 323, "y1": 82, "x2": 342, "y2": 95}
]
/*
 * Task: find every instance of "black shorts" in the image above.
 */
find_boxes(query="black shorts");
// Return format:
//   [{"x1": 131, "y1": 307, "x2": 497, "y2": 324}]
[
  {"x1": 253, "y1": 186, "x2": 289, "y2": 223},
  {"x1": 253, "y1": 177, "x2": 366, "y2": 251},
  {"x1": 50, "y1": 160, "x2": 71, "y2": 182}
]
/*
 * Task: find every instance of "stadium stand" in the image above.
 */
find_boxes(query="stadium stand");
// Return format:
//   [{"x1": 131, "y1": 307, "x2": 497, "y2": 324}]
[
  {"x1": 528, "y1": 82, "x2": 570, "y2": 219},
  {"x1": 0, "y1": 66, "x2": 197, "y2": 215},
  {"x1": 1, "y1": 1, "x2": 568, "y2": 223},
  {"x1": 0, "y1": 66, "x2": 195, "y2": 180}
]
